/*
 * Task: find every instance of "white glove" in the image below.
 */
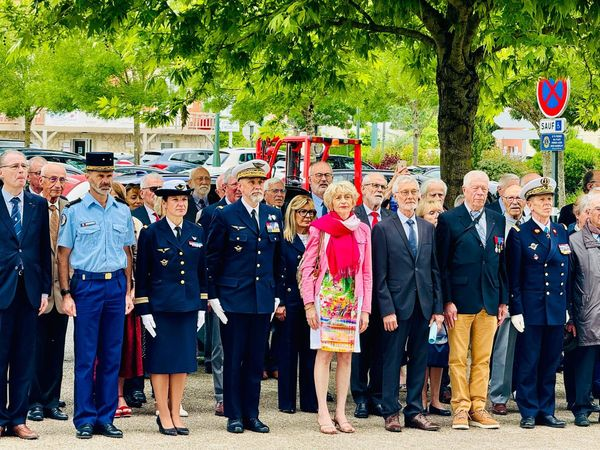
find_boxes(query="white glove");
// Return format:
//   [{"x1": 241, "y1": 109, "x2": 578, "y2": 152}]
[
  {"x1": 511, "y1": 314, "x2": 525, "y2": 333},
  {"x1": 271, "y1": 297, "x2": 281, "y2": 321},
  {"x1": 141, "y1": 314, "x2": 157, "y2": 338},
  {"x1": 197, "y1": 310, "x2": 206, "y2": 331},
  {"x1": 208, "y1": 298, "x2": 228, "y2": 324}
]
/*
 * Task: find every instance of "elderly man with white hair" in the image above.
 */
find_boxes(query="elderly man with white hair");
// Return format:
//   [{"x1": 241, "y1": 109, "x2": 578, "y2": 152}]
[
  {"x1": 420, "y1": 179, "x2": 447, "y2": 205},
  {"x1": 436, "y1": 170, "x2": 508, "y2": 431},
  {"x1": 27, "y1": 156, "x2": 48, "y2": 195},
  {"x1": 488, "y1": 174, "x2": 520, "y2": 215},
  {"x1": 131, "y1": 173, "x2": 164, "y2": 226}
]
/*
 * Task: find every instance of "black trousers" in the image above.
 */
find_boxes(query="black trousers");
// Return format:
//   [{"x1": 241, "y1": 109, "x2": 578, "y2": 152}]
[
  {"x1": 351, "y1": 310, "x2": 383, "y2": 406},
  {"x1": 0, "y1": 276, "x2": 37, "y2": 426},
  {"x1": 277, "y1": 306, "x2": 317, "y2": 412},
  {"x1": 29, "y1": 306, "x2": 69, "y2": 409},
  {"x1": 381, "y1": 305, "x2": 429, "y2": 419},
  {"x1": 220, "y1": 313, "x2": 270, "y2": 420},
  {"x1": 573, "y1": 345, "x2": 600, "y2": 415}
]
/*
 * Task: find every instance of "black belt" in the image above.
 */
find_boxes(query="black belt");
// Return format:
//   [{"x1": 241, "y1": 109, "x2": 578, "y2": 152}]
[{"x1": 73, "y1": 269, "x2": 124, "y2": 280}]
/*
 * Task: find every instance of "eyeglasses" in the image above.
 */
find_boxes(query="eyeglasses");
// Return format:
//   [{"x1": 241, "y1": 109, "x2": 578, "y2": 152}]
[
  {"x1": 225, "y1": 182, "x2": 239, "y2": 188},
  {"x1": 1, "y1": 163, "x2": 29, "y2": 170},
  {"x1": 145, "y1": 186, "x2": 161, "y2": 193},
  {"x1": 397, "y1": 189, "x2": 419, "y2": 197},
  {"x1": 502, "y1": 196, "x2": 521, "y2": 203},
  {"x1": 364, "y1": 183, "x2": 387, "y2": 190},
  {"x1": 311, "y1": 173, "x2": 333, "y2": 180},
  {"x1": 42, "y1": 176, "x2": 67, "y2": 184},
  {"x1": 193, "y1": 176, "x2": 211, "y2": 182},
  {"x1": 296, "y1": 209, "x2": 317, "y2": 218},
  {"x1": 267, "y1": 189, "x2": 286, "y2": 195},
  {"x1": 29, "y1": 171, "x2": 41, "y2": 176}
]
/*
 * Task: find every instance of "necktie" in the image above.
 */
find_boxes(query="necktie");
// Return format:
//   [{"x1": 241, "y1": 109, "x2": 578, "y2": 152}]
[
  {"x1": 370, "y1": 211, "x2": 379, "y2": 226},
  {"x1": 175, "y1": 225, "x2": 181, "y2": 240},
  {"x1": 153, "y1": 212, "x2": 160, "y2": 222},
  {"x1": 406, "y1": 218, "x2": 417, "y2": 258},
  {"x1": 49, "y1": 204, "x2": 59, "y2": 249},
  {"x1": 251, "y1": 209, "x2": 259, "y2": 233},
  {"x1": 544, "y1": 226, "x2": 550, "y2": 238},
  {"x1": 10, "y1": 197, "x2": 22, "y2": 239},
  {"x1": 198, "y1": 198, "x2": 206, "y2": 209},
  {"x1": 321, "y1": 203, "x2": 328, "y2": 217},
  {"x1": 470, "y1": 210, "x2": 486, "y2": 247}
]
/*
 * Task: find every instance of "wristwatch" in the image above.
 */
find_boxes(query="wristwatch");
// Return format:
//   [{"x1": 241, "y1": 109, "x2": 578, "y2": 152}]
[{"x1": 60, "y1": 289, "x2": 71, "y2": 296}]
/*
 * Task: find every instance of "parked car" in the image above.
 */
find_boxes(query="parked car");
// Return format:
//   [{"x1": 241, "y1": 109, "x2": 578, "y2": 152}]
[
  {"x1": 114, "y1": 165, "x2": 171, "y2": 177},
  {"x1": 0, "y1": 139, "x2": 41, "y2": 149},
  {"x1": 140, "y1": 148, "x2": 213, "y2": 172},
  {"x1": 19, "y1": 149, "x2": 87, "y2": 171},
  {"x1": 203, "y1": 147, "x2": 266, "y2": 176},
  {"x1": 272, "y1": 154, "x2": 376, "y2": 183}
]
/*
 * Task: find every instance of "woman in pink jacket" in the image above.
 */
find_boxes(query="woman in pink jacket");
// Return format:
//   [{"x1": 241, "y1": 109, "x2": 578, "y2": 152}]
[{"x1": 300, "y1": 180, "x2": 372, "y2": 435}]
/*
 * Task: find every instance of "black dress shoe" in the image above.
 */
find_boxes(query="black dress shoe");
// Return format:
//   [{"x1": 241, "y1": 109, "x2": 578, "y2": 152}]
[
  {"x1": 574, "y1": 414, "x2": 590, "y2": 427},
  {"x1": 205, "y1": 362, "x2": 213, "y2": 374},
  {"x1": 95, "y1": 423, "x2": 123, "y2": 438},
  {"x1": 520, "y1": 417, "x2": 535, "y2": 429},
  {"x1": 226, "y1": 419, "x2": 244, "y2": 433},
  {"x1": 589, "y1": 403, "x2": 600, "y2": 413},
  {"x1": 132, "y1": 390, "x2": 147, "y2": 404},
  {"x1": 123, "y1": 394, "x2": 142, "y2": 408},
  {"x1": 369, "y1": 403, "x2": 384, "y2": 417},
  {"x1": 244, "y1": 418, "x2": 269, "y2": 433},
  {"x1": 536, "y1": 415, "x2": 566, "y2": 428},
  {"x1": 428, "y1": 405, "x2": 451, "y2": 417},
  {"x1": 279, "y1": 408, "x2": 296, "y2": 414},
  {"x1": 156, "y1": 417, "x2": 177, "y2": 436},
  {"x1": 175, "y1": 427, "x2": 189, "y2": 435},
  {"x1": 76, "y1": 423, "x2": 94, "y2": 439},
  {"x1": 44, "y1": 407, "x2": 68, "y2": 421},
  {"x1": 58, "y1": 400, "x2": 66, "y2": 408},
  {"x1": 354, "y1": 402, "x2": 369, "y2": 419},
  {"x1": 27, "y1": 406, "x2": 44, "y2": 422}
]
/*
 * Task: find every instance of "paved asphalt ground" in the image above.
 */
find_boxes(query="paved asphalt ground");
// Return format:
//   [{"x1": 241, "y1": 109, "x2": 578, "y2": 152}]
[{"x1": 4, "y1": 319, "x2": 600, "y2": 449}]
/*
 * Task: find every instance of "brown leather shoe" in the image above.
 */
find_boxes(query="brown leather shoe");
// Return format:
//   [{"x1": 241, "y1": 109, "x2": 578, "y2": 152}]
[
  {"x1": 13, "y1": 424, "x2": 38, "y2": 440},
  {"x1": 215, "y1": 401, "x2": 224, "y2": 417},
  {"x1": 492, "y1": 403, "x2": 507, "y2": 415},
  {"x1": 384, "y1": 414, "x2": 402, "y2": 432},
  {"x1": 405, "y1": 413, "x2": 441, "y2": 431}
]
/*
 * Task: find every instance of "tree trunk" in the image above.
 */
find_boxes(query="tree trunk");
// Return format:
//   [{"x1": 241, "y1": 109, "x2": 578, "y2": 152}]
[
  {"x1": 557, "y1": 151, "x2": 566, "y2": 207},
  {"x1": 411, "y1": 100, "x2": 420, "y2": 165},
  {"x1": 437, "y1": 56, "x2": 480, "y2": 209},
  {"x1": 24, "y1": 113, "x2": 33, "y2": 148},
  {"x1": 301, "y1": 101, "x2": 316, "y2": 135},
  {"x1": 542, "y1": 151, "x2": 551, "y2": 177},
  {"x1": 133, "y1": 115, "x2": 142, "y2": 164}
]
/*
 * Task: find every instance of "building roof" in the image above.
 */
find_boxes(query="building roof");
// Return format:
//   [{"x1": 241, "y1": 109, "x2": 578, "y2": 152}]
[{"x1": 492, "y1": 129, "x2": 539, "y2": 140}]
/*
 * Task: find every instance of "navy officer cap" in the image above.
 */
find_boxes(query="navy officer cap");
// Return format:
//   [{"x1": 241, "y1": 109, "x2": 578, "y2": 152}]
[{"x1": 85, "y1": 152, "x2": 114, "y2": 172}]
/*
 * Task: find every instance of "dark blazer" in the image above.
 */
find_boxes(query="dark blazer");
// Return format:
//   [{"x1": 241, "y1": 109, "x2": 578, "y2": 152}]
[
  {"x1": 354, "y1": 204, "x2": 392, "y2": 229},
  {"x1": 135, "y1": 218, "x2": 207, "y2": 315},
  {"x1": 198, "y1": 197, "x2": 227, "y2": 231},
  {"x1": 184, "y1": 195, "x2": 212, "y2": 224},
  {"x1": 436, "y1": 204, "x2": 508, "y2": 315},
  {"x1": 206, "y1": 200, "x2": 284, "y2": 314},
  {"x1": 131, "y1": 205, "x2": 152, "y2": 226},
  {"x1": 487, "y1": 199, "x2": 503, "y2": 215},
  {"x1": 0, "y1": 190, "x2": 52, "y2": 309},
  {"x1": 281, "y1": 236, "x2": 305, "y2": 308},
  {"x1": 558, "y1": 203, "x2": 576, "y2": 227},
  {"x1": 506, "y1": 218, "x2": 569, "y2": 326},
  {"x1": 373, "y1": 215, "x2": 443, "y2": 320}
]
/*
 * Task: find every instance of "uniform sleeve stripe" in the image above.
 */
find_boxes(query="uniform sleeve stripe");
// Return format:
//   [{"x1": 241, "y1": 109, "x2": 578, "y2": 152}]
[{"x1": 134, "y1": 297, "x2": 149, "y2": 304}]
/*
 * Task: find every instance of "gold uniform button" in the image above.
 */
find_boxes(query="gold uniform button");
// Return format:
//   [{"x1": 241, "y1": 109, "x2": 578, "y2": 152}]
[
  {"x1": 179, "y1": 251, "x2": 183, "y2": 256},
  {"x1": 545, "y1": 273, "x2": 548, "y2": 276},
  {"x1": 545, "y1": 282, "x2": 549, "y2": 286},
  {"x1": 237, "y1": 237, "x2": 240, "y2": 240},
  {"x1": 561, "y1": 282, "x2": 564, "y2": 286},
  {"x1": 180, "y1": 261, "x2": 185, "y2": 265},
  {"x1": 181, "y1": 270, "x2": 185, "y2": 275},
  {"x1": 256, "y1": 277, "x2": 259, "y2": 281},
  {"x1": 287, "y1": 288, "x2": 291, "y2": 292},
  {"x1": 258, "y1": 238, "x2": 261, "y2": 242},
  {"x1": 180, "y1": 280, "x2": 185, "y2": 285},
  {"x1": 560, "y1": 273, "x2": 564, "y2": 276},
  {"x1": 560, "y1": 292, "x2": 563, "y2": 295},
  {"x1": 544, "y1": 263, "x2": 548, "y2": 267},
  {"x1": 258, "y1": 251, "x2": 261, "y2": 255},
  {"x1": 561, "y1": 263, "x2": 565, "y2": 267},
  {"x1": 297, "y1": 255, "x2": 301, "y2": 260},
  {"x1": 546, "y1": 291, "x2": 550, "y2": 295},
  {"x1": 257, "y1": 264, "x2": 260, "y2": 268}
]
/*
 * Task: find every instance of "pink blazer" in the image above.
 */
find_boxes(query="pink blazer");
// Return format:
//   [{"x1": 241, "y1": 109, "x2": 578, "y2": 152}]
[{"x1": 299, "y1": 222, "x2": 372, "y2": 313}]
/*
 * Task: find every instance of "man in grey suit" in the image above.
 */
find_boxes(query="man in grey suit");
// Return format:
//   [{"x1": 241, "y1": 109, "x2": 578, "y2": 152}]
[
  {"x1": 351, "y1": 173, "x2": 392, "y2": 419},
  {"x1": 373, "y1": 175, "x2": 444, "y2": 432}
]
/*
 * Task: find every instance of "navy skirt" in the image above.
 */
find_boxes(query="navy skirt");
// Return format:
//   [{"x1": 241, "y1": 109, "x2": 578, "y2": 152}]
[{"x1": 146, "y1": 310, "x2": 198, "y2": 374}]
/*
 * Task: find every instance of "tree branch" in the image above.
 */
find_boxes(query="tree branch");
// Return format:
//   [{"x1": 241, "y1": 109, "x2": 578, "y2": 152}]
[
  {"x1": 416, "y1": 0, "x2": 449, "y2": 46},
  {"x1": 347, "y1": 0, "x2": 376, "y2": 25},
  {"x1": 328, "y1": 18, "x2": 436, "y2": 47}
]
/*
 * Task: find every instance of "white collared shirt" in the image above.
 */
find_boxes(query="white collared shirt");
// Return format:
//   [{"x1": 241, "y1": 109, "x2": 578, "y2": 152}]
[
  {"x1": 396, "y1": 210, "x2": 418, "y2": 247},
  {"x1": 165, "y1": 217, "x2": 184, "y2": 238},
  {"x1": 532, "y1": 217, "x2": 551, "y2": 232},
  {"x1": 363, "y1": 203, "x2": 382, "y2": 227},
  {"x1": 2, "y1": 187, "x2": 24, "y2": 221},
  {"x1": 465, "y1": 202, "x2": 487, "y2": 238},
  {"x1": 241, "y1": 197, "x2": 260, "y2": 227},
  {"x1": 145, "y1": 204, "x2": 159, "y2": 223}
]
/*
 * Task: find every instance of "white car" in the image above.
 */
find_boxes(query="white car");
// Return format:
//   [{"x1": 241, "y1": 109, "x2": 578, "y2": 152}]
[{"x1": 203, "y1": 148, "x2": 257, "y2": 176}]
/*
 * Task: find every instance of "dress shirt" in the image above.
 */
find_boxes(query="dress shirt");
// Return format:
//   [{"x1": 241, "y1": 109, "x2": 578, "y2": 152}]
[
  {"x1": 363, "y1": 203, "x2": 381, "y2": 227},
  {"x1": 464, "y1": 202, "x2": 487, "y2": 238},
  {"x1": 144, "y1": 204, "x2": 159, "y2": 223},
  {"x1": 2, "y1": 187, "x2": 24, "y2": 221},
  {"x1": 312, "y1": 193, "x2": 326, "y2": 218},
  {"x1": 241, "y1": 197, "x2": 260, "y2": 228},
  {"x1": 396, "y1": 210, "x2": 419, "y2": 248},
  {"x1": 165, "y1": 217, "x2": 184, "y2": 238},
  {"x1": 532, "y1": 217, "x2": 551, "y2": 233},
  {"x1": 192, "y1": 193, "x2": 208, "y2": 210}
]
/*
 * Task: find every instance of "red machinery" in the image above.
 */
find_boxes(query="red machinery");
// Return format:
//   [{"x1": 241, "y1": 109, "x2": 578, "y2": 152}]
[{"x1": 256, "y1": 136, "x2": 363, "y2": 195}]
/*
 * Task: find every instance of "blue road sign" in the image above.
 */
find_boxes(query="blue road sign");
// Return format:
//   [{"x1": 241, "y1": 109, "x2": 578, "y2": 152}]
[{"x1": 540, "y1": 133, "x2": 565, "y2": 151}]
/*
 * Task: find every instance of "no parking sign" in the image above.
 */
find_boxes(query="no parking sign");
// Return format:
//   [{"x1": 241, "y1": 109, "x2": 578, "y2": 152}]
[{"x1": 536, "y1": 78, "x2": 570, "y2": 119}]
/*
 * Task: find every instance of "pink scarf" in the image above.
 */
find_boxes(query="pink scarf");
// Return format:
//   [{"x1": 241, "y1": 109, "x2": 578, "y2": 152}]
[{"x1": 311, "y1": 211, "x2": 361, "y2": 282}]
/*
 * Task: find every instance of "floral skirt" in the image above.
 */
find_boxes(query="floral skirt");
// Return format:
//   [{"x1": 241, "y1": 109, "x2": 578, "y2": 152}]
[{"x1": 310, "y1": 273, "x2": 362, "y2": 353}]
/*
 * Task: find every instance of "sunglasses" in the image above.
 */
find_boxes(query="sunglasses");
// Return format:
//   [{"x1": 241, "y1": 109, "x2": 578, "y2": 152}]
[{"x1": 296, "y1": 209, "x2": 317, "y2": 218}]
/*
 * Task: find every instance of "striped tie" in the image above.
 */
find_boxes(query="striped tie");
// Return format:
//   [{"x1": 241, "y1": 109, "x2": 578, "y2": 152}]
[
  {"x1": 10, "y1": 197, "x2": 22, "y2": 239},
  {"x1": 470, "y1": 210, "x2": 486, "y2": 247}
]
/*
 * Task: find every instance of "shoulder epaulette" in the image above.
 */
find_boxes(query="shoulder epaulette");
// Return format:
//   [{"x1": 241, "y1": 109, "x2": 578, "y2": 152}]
[
  {"x1": 217, "y1": 205, "x2": 225, "y2": 209},
  {"x1": 65, "y1": 198, "x2": 82, "y2": 208},
  {"x1": 114, "y1": 197, "x2": 128, "y2": 205},
  {"x1": 562, "y1": 223, "x2": 568, "y2": 230},
  {"x1": 512, "y1": 224, "x2": 520, "y2": 232}
]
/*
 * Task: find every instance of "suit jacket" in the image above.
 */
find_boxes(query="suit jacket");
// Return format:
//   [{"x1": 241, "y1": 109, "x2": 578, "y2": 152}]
[
  {"x1": 45, "y1": 197, "x2": 69, "y2": 314},
  {"x1": 131, "y1": 205, "x2": 152, "y2": 226},
  {"x1": 299, "y1": 221, "x2": 373, "y2": 313},
  {"x1": 135, "y1": 218, "x2": 207, "y2": 315},
  {"x1": 507, "y1": 219, "x2": 569, "y2": 326},
  {"x1": 373, "y1": 215, "x2": 442, "y2": 320},
  {"x1": 436, "y1": 204, "x2": 508, "y2": 315},
  {"x1": 198, "y1": 197, "x2": 227, "y2": 232},
  {"x1": 206, "y1": 200, "x2": 284, "y2": 314},
  {"x1": 281, "y1": 236, "x2": 305, "y2": 309},
  {"x1": 354, "y1": 205, "x2": 392, "y2": 229},
  {"x1": 558, "y1": 203, "x2": 576, "y2": 227},
  {"x1": 184, "y1": 195, "x2": 212, "y2": 224},
  {"x1": 487, "y1": 199, "x2": 503, "y2": 215},
  {"x1": 0, "y1": 190, "x2": 52, "y2": 309}
]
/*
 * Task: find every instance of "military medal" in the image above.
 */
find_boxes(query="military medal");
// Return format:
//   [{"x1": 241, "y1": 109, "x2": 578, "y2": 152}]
[
  {"x1": 494, "y1": 236, "x2": 504, "y2": 253},
  {"x1": 268, "y1": 214, "x2": 277, "y2": 221},
  {"x1": 234, "y1": 245, "x2": 243, "y2": 252},
  {"x1": 534, "y1": 228, "x2": 540, "y2": 234},
  {"x1": 558, "y1": 243, "x2": 571, "y2": 254},
  {"x1": 533, "y1": 254, "x2": 539, "y2": 260},
  {"x1": 160, "y1": 259, "x2": 168, "y2": 266},
  {"x1": 188, "y1": 241, "x2": 203, "y2": 248},
  {"x1": 529, "y1": 243, "x2": 538, "y2": 250},
  {"x1": 266, "y1": 221, "x2": 281, "y2": 233}
]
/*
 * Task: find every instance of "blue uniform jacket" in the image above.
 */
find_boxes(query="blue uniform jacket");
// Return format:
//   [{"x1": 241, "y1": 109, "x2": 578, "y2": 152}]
[
  {"x1": 206, "y1": 200, "x2": 284, "y2": 314},
  {"x1": 281, "y1": 236, "x2": 305, "y2": 309},
  {"x1": 0, "y1": 191, "x2": 51, "y2": 309},
  {"x1": 506, "y1": 218, "x2": 569, "y2": 326},
  {"x1": 134, "y1": 218, "x2": 207, "y2": 315}
]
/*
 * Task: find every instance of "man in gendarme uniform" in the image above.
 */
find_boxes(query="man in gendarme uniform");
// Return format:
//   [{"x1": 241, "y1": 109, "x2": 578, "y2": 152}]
[
  {"x1": 206, "y1": 159, "x2": 284, "y2": 434},
  {"x1": 57, "y1": 152, "x2": 135, "y2": 439}
]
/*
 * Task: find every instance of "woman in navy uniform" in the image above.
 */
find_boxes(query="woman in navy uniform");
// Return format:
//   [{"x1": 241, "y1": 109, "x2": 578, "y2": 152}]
[
  {"x1": 506, "y1": 177, "x2": 570, "y2": 429},
  {"x1": 277, "y1": 195, "x2": 318, "y2": 414},
  {"x1": 134, "y1": 180, "x2": 207, "y2": 436}
]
